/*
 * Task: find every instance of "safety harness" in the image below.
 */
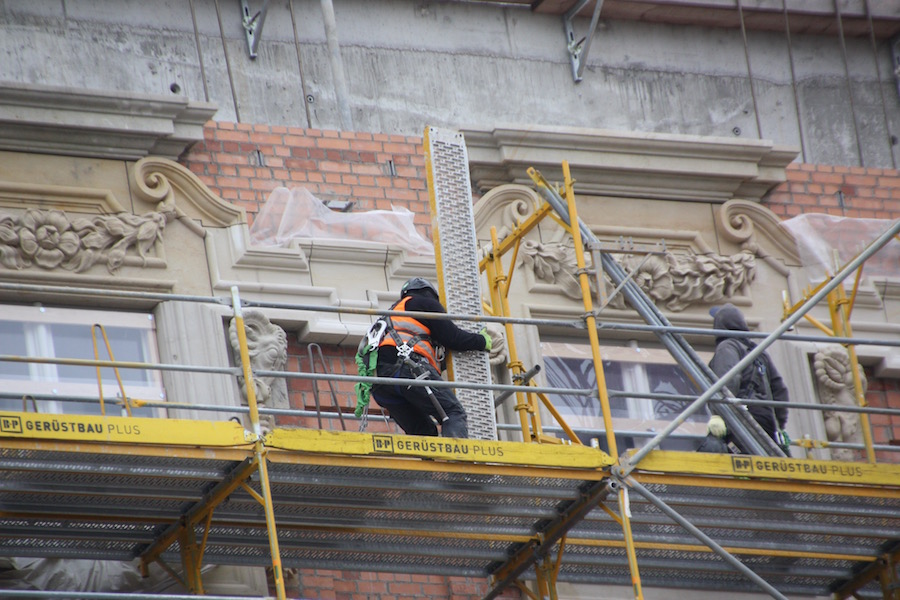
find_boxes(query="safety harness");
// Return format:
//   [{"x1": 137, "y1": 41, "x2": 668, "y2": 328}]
[
  {"x1": 354, "y1": 300, "x2": 445, "y2": 429},
  {"x1": 735, "y1": 338, "x2": 790, "y2": 454}
]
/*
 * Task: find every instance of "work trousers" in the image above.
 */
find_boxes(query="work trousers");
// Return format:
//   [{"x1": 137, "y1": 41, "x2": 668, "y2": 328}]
[
  {"x1": 372, "y1": 359, "x2": 468, "y2": 438},
  {"x1": 750, "y1": 409, "x2": 778, "y2": 442}
]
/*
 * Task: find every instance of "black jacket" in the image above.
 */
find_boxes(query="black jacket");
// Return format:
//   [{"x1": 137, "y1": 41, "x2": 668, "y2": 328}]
[
  {"x1": 709, "y1": 304, "x2": 789, "y2": 429},
  {"x1": 376, "y1": 290, "x2": 486, "y2": 369}
]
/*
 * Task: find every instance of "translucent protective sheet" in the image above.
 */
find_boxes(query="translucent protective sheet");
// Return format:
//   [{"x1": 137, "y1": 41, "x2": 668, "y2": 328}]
[
  {"x1": 249, "y1": 187, "x2": 434, "y2": 256},
  {"x1": 780, "y1": 213, "x2": 900, "y2": 279}
]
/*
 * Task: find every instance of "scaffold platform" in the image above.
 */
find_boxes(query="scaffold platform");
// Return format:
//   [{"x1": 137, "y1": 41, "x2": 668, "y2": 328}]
[{"x1": 0, "y1": 414, "x2": 897, "y2": 599}]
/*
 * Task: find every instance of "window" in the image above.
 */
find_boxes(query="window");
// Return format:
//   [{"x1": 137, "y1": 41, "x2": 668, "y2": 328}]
[
  {"x1": 0, "y1": 305, "x2": 164, "y2": 416},
  {"x1": 541, "y1": 340, "x2": 709, "y2": 451}
]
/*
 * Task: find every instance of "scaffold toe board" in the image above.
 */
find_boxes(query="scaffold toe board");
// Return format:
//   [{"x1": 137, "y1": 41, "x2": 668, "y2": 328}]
[
  {"x1": 264, "y1": 428, "x2": 614, "y2": 469},
  {"x1": 0, "y1": 411, "x2": 256, "y2": 446}
]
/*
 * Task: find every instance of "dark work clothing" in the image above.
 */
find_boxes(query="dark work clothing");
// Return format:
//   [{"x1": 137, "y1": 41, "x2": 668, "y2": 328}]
[
  {"x1": 374, "y1": 359, "x2": 468, "y2": 438},
  {"x1": 696, "y1": 434, "x2": 731, "y2": 454},
  {"x1": 709, "y1": 304, "x2": 789, "y2": 441},
  {"x1": 375, "y1": 293, "x2": 487, "y2": 368},
  {"x1": 372, "y1": 290, "x2": 487, "y2": 439}
]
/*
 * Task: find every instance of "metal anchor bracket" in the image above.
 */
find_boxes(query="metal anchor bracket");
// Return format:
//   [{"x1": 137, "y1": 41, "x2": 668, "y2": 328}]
[
  {"x1": 563, "y1": 0, "x2": 605, "y2": 82},
  {"x1": 240, "y1": 0, "x2": 269, "y2": 59}
]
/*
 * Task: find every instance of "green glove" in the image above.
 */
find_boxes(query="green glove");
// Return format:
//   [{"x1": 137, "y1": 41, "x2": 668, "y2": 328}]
[
  {"x1": 479, "y1": 328, "x2": 492, "y2": 351},
  {"x1": 777, "y1": 429, "x2": 791, "y2": 454}
]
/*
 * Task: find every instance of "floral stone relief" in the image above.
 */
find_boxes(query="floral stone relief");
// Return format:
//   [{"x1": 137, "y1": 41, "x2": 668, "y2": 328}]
[
  {"x1": 520, "y1": 238, "x2": 756, "y2": 312},
  {"x1": 0, "y1": 208, "x2": 170, "y2": 273}
]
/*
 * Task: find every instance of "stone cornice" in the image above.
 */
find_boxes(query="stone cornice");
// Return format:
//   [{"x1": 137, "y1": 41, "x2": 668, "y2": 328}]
[
  {"x1": 462, "y1": 125, "x2": 799, "y2": 203},
  {"x1": 0, "y1": 82, "x2": 217, "y2": 160}
]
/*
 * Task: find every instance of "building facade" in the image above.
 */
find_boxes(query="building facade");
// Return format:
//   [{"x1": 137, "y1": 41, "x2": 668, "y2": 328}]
[{"x1": 1, "y1": 1, "x2": 899, "y2": 598}]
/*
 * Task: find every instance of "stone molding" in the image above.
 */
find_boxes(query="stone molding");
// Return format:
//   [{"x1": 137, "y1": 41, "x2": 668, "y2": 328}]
[
  {"x1": 0, "y1": 83, "x2": 217, "y2": 160},
  {"x1": 462, "y1": 125, "x2": 799, "y2": 202},
  {"x1": 0, "y1": 180, "x2": 125, "y2": 214}
]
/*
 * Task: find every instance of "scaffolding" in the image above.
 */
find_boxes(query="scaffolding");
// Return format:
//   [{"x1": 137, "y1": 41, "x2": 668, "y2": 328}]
[{"x1": 0, "y1": 156, "x2": 899, "y2": 600}]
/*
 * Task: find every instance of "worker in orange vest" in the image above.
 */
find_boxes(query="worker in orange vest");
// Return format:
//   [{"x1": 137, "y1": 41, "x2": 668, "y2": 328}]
[{"x1": 372, "y1": 277, "x2": 493, "y2": 438}]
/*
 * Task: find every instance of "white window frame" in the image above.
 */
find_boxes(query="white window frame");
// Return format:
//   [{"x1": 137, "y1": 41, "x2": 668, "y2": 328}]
[
  {"x1": 0, "y1": 304, "x2": 165, "y2": 416},
  {"x1": 541, "y1": 340, "x2": 709, "y2": 440}
]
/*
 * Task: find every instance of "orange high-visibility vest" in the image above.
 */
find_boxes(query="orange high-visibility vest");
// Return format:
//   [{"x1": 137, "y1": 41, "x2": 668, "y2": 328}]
[{"x1": 379, "y1": 296, "x2": 439, "y2": 370}]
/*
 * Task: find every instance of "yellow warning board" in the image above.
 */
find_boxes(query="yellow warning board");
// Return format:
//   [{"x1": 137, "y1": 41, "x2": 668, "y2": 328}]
[
  {"x1": 632, "y1": 450, "x2": 900, "y2": 487},
  {"x1": 266, "y1": 428, "x2": 614, "y2": 469},
  {"x1": 0, "y1": 411, "x2": 254, "y2": 447}
]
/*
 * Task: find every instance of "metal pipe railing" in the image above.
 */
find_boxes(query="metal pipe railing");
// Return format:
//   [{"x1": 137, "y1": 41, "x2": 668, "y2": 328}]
[
  {"x1": 2, "y1": 280, "x2": 899, "y2": 347},
  {"x1": 1, "y1": 278, "x2": 898, "y2": 460}
]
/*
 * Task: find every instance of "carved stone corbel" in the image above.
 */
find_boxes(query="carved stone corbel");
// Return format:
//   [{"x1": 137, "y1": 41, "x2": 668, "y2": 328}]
[
  {"x1": 228, "y1": 311, "x2": 288, "y2": 434},
  {"x1": 813, "y1": 346, "x2": 866, "y2": 462}
]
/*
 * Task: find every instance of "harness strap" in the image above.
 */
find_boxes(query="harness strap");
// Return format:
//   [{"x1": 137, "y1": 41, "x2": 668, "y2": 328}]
[{"x1": 386, "y1": 316, "x2": 431, "y2": 365}]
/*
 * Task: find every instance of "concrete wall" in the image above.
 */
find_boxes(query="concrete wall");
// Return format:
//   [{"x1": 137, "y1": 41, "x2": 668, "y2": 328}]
[{"x1": 2, "y1": 0, "x2": 898, "y2": 169}]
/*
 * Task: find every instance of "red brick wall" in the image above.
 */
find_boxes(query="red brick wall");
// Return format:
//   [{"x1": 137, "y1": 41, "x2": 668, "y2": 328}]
[
  {"x1": 281, "y1": 338, "x2": 394, "y2": 435},
  {"x1": 289, "y1": 570, "x2": 520, "y2": 600},
  {"x1": 182, "y1": 122, "x2": 429, "y2": 433},
  {"x1": 762, "y1": 164, "x2": 900, "y2": 220},
  {"x1": 864, "y1": 372, "x2": 900, "y2": 463},
  {"x1": 181, "y1": 122, "x2": 430, "y2": 230}
]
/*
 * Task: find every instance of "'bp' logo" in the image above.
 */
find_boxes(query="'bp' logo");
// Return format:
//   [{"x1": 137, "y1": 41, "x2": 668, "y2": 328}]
[
  {"x1": 731, "y1": 456, "x2": 753, "y2": 474},
  {"x1": 372, "y1": 435, "x2": 394, "y2": 453},
  {"x1": 0, "y1": 416, "x2": 23, "y2": 434}
]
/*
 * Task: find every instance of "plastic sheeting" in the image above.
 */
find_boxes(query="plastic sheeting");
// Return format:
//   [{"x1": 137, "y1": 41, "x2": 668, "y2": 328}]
[
  {"x1": 249, "y1": 187, "x2": 434, "y2": 256},
  {"x1": 0, "y1": 557, "x2": 264, "y2": 594},
  {"x1": 0, "y1": 557, "x2": 164, "y2": 592},
  {"x1": 780, "y1": 213, "x2": 900, "y2": 279}
]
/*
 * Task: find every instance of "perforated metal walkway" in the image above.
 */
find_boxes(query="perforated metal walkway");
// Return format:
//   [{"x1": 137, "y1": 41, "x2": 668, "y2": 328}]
[{"x1": 0, "y1": 418, "x2": 897, "y2": 598}]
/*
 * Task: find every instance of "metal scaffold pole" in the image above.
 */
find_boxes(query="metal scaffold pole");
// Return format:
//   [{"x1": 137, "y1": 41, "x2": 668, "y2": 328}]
[{"x1": 230, "y1": 286, "x2": 286, "y2": 600}]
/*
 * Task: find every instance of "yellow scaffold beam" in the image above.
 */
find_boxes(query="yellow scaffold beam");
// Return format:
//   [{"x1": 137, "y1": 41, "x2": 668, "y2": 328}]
[
  {"x1": 139, "y1": 455, "x2": 260, "y2": 572},
  {"x1": 833, "y1": 547, "x2": 900, "y2": 600},
  {"x1": 265, "y1": 428, "x2": 614, "y2": 470},
  {"x1": 630, "y1": 450, "x2": 900, "y2": 488},
  {"x1": 0, "y1": 411, "x2": 256, "y2": 446}
]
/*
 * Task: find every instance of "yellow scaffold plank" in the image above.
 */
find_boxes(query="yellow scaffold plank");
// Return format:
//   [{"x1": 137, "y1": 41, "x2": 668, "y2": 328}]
[
  {"x1": 265, "y1": 428, "x2": 614, "y2": 469},
  {"x1": 632, "y1": 450, "x2": 900, "y2": 488},
  {"x1": 0, "y1": 411, "x2": 255, "y2": 446}
]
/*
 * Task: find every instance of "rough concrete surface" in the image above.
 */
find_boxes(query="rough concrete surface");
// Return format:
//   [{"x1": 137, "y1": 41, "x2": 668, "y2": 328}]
[{"x1": 0, "y1": 0, "x2": 897, "y2": 168}]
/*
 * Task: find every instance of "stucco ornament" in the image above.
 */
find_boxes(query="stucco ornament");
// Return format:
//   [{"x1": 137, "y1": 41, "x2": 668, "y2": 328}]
[
  {"x1": 520, "y1": 240, "x2": 624, "y2": 307},
  {"x1": 813, "y1": 347, "x2": 866, "y2": 462},
  {"x1": 228, "y1": 311, "x2": 288, "y2": 434},
  {"x1": 520, "y1": 239, "x2": 755, "y2": 311},
  {"x1": 625, "y1": 249, "x2": 756, "y2": 312},
  {"x1": 19, "y1": 210, "x2": 81, "y2": 269},
  {"x1": 0, "y1": 208, "x2": 170, "y2": 273}
]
